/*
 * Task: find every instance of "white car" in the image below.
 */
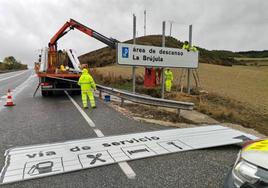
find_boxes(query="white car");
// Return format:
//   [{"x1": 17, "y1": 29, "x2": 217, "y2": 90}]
[{"x1": 224, "y1": 139, "x2": 268, "y2": 188}]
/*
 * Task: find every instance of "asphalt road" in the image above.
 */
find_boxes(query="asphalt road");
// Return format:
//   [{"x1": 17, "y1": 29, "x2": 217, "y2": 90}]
[
  {"x1": 0, "y1": 70, "x2": 239, "y2": 188},
  {"x1": 0, "y1": 70, "x2": 32, "y2": 96}
]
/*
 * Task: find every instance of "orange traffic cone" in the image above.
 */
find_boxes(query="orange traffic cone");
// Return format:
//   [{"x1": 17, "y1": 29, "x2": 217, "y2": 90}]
[{"x1": 4, "y1": 89, "x2": 15, "y2": 107}]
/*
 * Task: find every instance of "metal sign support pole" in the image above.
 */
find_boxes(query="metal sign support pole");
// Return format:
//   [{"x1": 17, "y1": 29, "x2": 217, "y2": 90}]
[
  {"x1": 161, "y1": 21, "x2": 166, "y2": 99},
  {"x1": 132, "y1": 14, "x2": 136, "y2": 93},
  {"x1": 144, "y1": 10, "x2": 146, "y2": 36},
  {"x1": 169, "y1": 21, "x2": 173, "y2": 36},
  {"x1": 187, "y1": 24, "x2": 192, "y2": 94}
]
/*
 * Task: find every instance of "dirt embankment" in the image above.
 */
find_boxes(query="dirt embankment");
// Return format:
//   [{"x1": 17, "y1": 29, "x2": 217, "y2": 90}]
[{"x1": 165, "y1": 92, "x2": 268, "y2": 136}]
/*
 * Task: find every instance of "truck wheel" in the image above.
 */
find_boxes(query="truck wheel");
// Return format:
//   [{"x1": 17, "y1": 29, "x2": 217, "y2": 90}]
[
  {"x1": 41, "y1": 90, "x2": 53, "y2": 97},
  {"x1": 41, "y1": 90, "x2": 48, "y2": 97}
]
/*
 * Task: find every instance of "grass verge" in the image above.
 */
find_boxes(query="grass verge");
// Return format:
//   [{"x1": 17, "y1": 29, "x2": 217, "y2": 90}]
[{"x1": 91, "y1": 68, "x2": 268, "y2": 136}]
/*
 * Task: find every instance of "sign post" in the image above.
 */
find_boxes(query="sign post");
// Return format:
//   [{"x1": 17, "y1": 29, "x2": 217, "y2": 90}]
[
  {"x1": 132, "y1": 14, "x2": 136, "y2": 93},
  {"x1": 144, "y1": 10, "x2": 146, "y2": 36},
  {"x1": 161, "y1": 21, "x2": 166, "y2": 99},
  {"x1": 187, "y1": 25, "x2": 193, "y2": 94}
]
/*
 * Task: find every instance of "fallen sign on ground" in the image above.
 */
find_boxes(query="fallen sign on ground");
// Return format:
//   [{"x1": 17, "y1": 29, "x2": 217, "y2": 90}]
[{"x1": 0, "y1": 125, "x2": 258, "y2": 184}]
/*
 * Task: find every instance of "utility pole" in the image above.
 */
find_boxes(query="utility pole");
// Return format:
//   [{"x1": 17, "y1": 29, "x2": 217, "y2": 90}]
[
  {"x1": 187, "y1": 24, "x2": 192, "y2": 94},
  {"x1": 144, "y1": 10, "x2": 146, "y2": 36},
  {"x1": 161, "y1": 21, "x2": 166, "y2": 99},
  {"x1": 169, "y1": 20, "x2": 174, "y2": 36},
  {"x1": 132, "y1": 14, "x2": 136, "y2": 93}
]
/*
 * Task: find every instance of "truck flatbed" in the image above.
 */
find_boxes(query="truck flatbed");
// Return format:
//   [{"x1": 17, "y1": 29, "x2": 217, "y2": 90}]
[{"x1": 37, "y1": 73, "x2": 80, "y2": 78}]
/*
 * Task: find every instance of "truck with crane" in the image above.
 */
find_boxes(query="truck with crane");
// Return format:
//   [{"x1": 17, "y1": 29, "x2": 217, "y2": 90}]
[
  {"x1": 36, "y1": 18, "x2": 118, "y2": 96},
  {"x1": 35, "y1": 18, "x2": 165, "y2": 97}
]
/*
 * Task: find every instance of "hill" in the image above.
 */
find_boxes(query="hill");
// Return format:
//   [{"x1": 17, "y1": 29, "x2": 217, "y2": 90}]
[
  {"x1": 237, "y1": 50, "x2": 268, "y2": 58},
  {"x1": 79, "y1": 35, "x2": 245, "y2": 67}
]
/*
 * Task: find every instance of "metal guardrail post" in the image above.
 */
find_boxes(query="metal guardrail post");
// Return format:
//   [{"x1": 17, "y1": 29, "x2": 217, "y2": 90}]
[
  {"x1": 99, "y1": 90, "x2": 102, "y2": 98},
  {"x1": 121, "y1": 98, "x2": 125, "y2": 107},
  {"x1": 177, "y1": 109, "x2": 181, "y2": 118}
]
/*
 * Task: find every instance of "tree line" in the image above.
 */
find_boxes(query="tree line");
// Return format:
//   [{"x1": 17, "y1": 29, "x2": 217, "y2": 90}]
[{"x1": 0, "y1": 56, "x2": 28, "y2": 71}]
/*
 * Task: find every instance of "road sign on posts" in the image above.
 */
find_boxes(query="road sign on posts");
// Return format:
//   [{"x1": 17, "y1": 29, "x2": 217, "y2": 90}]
[{"x1": 117, "y1": 43, "x2": 198, "y2": 68}]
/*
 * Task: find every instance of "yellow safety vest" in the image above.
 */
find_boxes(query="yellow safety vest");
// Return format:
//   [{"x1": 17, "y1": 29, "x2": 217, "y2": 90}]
[
  {"x1": 182, "y1": 44, "x2": 190, "y2": 50},
  {"x1": 165, "y1": 70, "x2": 173, "y2": 81},
  {"x1": 78, "y1": 69, "x2": 96, "y2": 91},
  {"x1": 190, "y1": 46, "x2": 197, "y2": 52}
]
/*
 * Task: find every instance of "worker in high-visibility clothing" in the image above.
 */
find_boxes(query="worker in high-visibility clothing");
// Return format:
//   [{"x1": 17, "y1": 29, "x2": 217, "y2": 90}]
[
  {"x1": 190, "y1": 46, "x2": 198, "y2": 52},
  {"x1": 78, "y1": 68, "x2": 96, "y2": 109},
  {"x1": 182, "y1": 41, "x2": 190, "y2": 51},
  {"x1": 183, "y1": 41, "x2": 198, "y2": 52},
  {"x1": 60, "y1": 65, "x2": 66, "y2": 71},
  {"x1": 164, "y1": 68, "x2": 173, "y2": 92}
]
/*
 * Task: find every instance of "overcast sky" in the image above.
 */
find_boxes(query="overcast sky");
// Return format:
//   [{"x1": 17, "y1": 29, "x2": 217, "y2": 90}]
[{"x1": 0, "y1": 0, "x2": 267, "y2": 65}]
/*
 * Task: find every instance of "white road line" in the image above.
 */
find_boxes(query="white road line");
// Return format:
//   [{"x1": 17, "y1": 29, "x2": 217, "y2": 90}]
[
  {"x1": 0, "y1": 70, "x2": 28, "y2": 82},
  {"x1": 0, "y1": 70, "x2": 26, "y2": 78},
  {"x1": 65, "y1": 91, "x2": 136, "y2": 179},
  {"x1": 93, "y1": 128, "x2": 104, "y2": 137},
  {"x1": 13, "y1": 71, "x2": 34, "y2": 98},
  {"x1": 65, "y1": 91, "x2": 96, "y2": 128},
  {"x1": 0, "y1": 71, "x2": 34, "y2": 111},
  {"x1": 118, "y1": 162, "x2": 136, "y2": 179}
]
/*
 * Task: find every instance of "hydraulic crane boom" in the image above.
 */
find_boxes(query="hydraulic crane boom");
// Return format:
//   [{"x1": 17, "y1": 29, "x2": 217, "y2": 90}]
[
  {"x1": 37, "y1": 18, "x2": 120, "y2": 97},
  {"x1": 48, "y1": 18, "x2": 119, "y2": 51}
]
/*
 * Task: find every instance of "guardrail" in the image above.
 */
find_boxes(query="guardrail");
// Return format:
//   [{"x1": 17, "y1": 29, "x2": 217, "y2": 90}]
[
  {"x1": 37, "y1": 76, "x2": 194, "y2": 114},
  {"x1": 97, "y1": 84, "x2": 194, "y2": 114}
]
